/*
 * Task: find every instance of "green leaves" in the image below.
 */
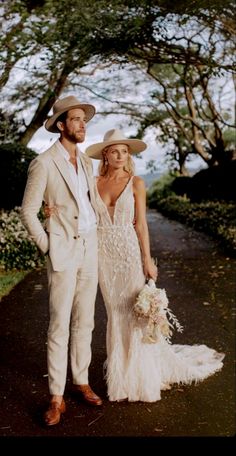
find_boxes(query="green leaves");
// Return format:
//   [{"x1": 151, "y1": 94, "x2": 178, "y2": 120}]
[
  {"x1": 0, "y1": 207, "x2": 45, "y2": 270},
  {"x1": 0, "y1": 0, "x2": 235, "y2": 153}
]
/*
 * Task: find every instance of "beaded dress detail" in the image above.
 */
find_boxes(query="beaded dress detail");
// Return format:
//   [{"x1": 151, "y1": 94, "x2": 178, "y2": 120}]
[{"x1": 95, "y1": 176, "x2": 224, "y2": 402}]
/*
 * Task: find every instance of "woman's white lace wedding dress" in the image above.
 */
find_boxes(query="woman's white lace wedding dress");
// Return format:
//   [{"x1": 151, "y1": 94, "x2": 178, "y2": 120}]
[{"x1": 95, "y1": 177, "x2": 224, "y2": 402}]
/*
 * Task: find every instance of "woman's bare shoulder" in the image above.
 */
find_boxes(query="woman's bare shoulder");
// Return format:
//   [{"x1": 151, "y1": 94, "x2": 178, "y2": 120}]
[{"x1": 133, "y1": 175, "x2": 146, "y2": 189}]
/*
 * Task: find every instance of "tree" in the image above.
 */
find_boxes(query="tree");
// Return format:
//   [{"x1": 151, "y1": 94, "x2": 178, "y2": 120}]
[
  {"x1": 144, "y1": 64, "x2": 235, "y2": 168},
  {"x1": 0, "y1": 0, "x2": 235, "y2": 150},
  {"x1": 0, "y1": 0, "x2": 48, "y2": 90},
  {"x1": 1, "y1": 0, "x2": 114, "y2": 143}
]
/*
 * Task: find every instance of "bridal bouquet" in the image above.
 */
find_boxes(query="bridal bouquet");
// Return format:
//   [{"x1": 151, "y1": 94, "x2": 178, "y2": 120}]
[{"x1": 134, "y1": 279, "x2": 183, "y2": 344}]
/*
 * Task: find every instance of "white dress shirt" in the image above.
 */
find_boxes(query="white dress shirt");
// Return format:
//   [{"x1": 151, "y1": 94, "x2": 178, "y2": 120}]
[{"x1": 56, "y1": 140, "x2": 96, "y2": 233}]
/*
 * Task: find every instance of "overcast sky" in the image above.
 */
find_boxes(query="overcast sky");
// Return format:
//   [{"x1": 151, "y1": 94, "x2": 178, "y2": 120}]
[{"x1": 2, "y1": 51, "x2": 232, "y2": 176}]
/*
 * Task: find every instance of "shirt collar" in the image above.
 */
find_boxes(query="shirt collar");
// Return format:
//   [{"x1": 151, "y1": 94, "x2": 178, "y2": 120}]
[{"x1": 55, "y1": 139, "x2": 81, "y2": 162}]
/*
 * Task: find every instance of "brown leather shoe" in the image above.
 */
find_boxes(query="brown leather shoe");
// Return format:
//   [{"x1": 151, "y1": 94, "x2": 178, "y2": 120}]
[
  {"x1": 44, "y1": 398, "x2": 66, "y2": 426},
  {"x1": 73, "y1": 384, "x2": 102, "y2": 406}
]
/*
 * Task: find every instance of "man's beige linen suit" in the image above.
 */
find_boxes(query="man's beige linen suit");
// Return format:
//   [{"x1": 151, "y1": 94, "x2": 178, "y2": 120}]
[{"x1": 21, "y1": 144, "x2": 98, "y2": 394}]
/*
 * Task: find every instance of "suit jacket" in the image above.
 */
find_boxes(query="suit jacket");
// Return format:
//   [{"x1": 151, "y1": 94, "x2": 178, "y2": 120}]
[{"x1": 21, "y1": 143, "x2": 98, "y2": 272}]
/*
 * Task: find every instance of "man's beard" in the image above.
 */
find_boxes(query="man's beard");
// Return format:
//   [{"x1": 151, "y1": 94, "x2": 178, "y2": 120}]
[{"x1": 64, "y1": 130, "x2": 85, "y2": 143}]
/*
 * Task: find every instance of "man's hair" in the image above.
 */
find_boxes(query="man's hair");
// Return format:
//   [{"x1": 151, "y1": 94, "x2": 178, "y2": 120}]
[{"x1": 56, "y1": 111, "x2": 68, "y2": 124}]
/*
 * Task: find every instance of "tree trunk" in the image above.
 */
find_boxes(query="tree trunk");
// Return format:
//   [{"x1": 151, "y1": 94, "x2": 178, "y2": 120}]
[
  {"x1": 19, "y1": 70, "x2": 69, "y2": 146},
  {"x1": 184, "y1": 85, "x2": 210, "y2": 163},
  {"x1": 175, "y1": 139, "x2": 189, "y2": 176},
  {"x1": 200, "y1": 75, "x2": 227, "y2": 166},
  {"x1": 179, "y1": 161, "x2": 189, "y2": 176}
]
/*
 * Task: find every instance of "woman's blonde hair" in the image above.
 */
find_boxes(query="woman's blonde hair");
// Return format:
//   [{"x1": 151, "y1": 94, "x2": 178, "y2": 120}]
[{"x1": 98, "y1": 145, "x2": 135, "y2": 176}]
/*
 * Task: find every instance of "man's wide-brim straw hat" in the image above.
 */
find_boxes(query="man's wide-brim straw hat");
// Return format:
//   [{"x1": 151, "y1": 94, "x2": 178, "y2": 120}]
[
  {"x1": 85, "y1": 129, "x2": 147, "y2": 159},
  {"x1": 45, "y1": 95, "x2": 96, "y2": 133}
]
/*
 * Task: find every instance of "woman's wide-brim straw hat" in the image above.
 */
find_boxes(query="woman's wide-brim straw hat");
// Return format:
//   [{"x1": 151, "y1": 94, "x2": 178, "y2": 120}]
[
  {"x1": 85, "y1": 129, "x2": 147, "y2": 159},
  {"x1": 45, "y1": 95, "x2": 96, "y2": 133}
]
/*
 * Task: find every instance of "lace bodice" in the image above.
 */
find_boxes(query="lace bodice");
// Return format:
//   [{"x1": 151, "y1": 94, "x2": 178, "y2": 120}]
[
  {"x1": 94, "y1": 176, "x2": 135, "y2": 227},
  {"x1": 94, "y1": 176, "x2": 141, "y2": 269}
]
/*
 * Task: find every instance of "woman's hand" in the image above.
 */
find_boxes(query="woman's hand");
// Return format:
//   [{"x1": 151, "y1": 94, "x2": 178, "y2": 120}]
[
  {"x1": 143, "y1": 258, "x2": 158, "y2": 281},
  {"x1": 44, "y1": 204, "x2": 57, "y2": 218}
]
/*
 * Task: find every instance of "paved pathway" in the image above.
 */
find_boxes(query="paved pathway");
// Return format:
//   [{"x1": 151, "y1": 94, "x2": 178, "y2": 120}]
[{"x1": 0, "y1": 211, "x2": 235, "y2": 440}]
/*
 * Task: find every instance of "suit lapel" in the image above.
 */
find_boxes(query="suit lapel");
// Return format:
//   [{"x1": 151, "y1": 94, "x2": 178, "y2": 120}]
[
  {"x1": 50, "y1": 146, "x2": 78, "y2": 206},
  {"x1": 79, "y1": 151, "x2": 98, "y2": 217}
]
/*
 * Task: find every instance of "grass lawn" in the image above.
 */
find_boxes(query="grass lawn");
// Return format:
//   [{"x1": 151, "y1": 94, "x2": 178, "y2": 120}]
[{"x1": 0, "y1": 269, "x2": 29, "y2": 300}]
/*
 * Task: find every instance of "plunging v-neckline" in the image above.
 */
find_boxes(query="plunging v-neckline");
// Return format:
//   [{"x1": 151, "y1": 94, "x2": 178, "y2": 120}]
[{"x1": 95, "y1": 176, "x2": 133, "y2": 225}]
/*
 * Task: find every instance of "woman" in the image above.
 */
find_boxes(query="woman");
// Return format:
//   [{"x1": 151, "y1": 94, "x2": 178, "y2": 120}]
[{"x1": 85, "y1": 129, "x2": 224, "y2": 403}]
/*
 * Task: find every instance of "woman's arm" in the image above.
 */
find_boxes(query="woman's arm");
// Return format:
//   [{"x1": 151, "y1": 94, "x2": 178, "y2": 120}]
[{"x1": 133, "y1": 176, "x2": 158, "y2": 280}]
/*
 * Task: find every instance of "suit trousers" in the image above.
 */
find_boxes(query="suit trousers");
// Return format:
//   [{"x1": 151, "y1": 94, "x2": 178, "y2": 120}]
[{"x1": 46, "y1": 228, "x2": 98, "y2": 395}]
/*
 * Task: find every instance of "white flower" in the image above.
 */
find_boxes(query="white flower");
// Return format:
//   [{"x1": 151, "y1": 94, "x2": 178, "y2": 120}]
[{"x1": 134, "y1": 279, "x2": 183, "y2": 344}]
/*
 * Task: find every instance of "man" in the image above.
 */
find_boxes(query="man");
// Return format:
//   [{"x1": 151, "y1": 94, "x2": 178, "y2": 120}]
[{"x1": 21, "y1": 95, "x2": 102, "y2": 426}]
